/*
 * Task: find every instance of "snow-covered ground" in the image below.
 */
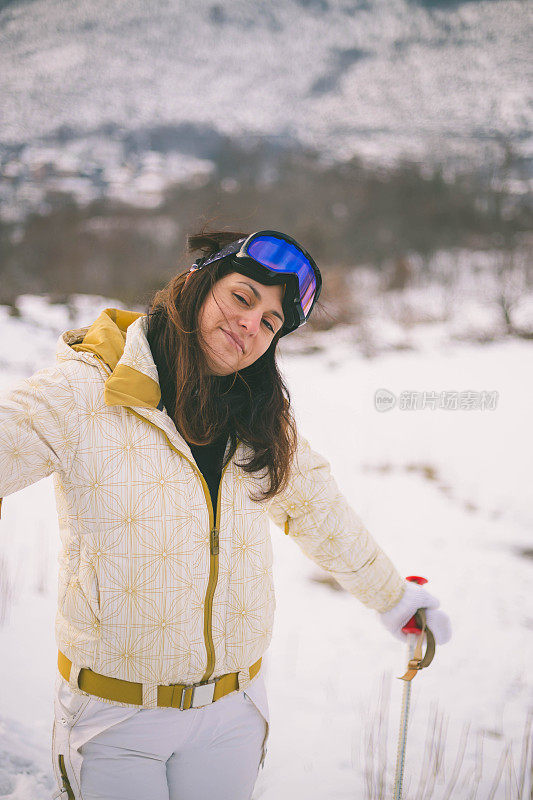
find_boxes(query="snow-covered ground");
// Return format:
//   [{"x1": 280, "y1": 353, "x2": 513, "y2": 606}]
[{"x1": 0, "y1": 291, "x2": 531, "y2": 799}]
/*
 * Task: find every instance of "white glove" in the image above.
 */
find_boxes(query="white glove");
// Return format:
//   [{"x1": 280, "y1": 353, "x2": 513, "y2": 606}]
[{"x1": 379, "y1": 581, "x2": 452, "y2": 645}]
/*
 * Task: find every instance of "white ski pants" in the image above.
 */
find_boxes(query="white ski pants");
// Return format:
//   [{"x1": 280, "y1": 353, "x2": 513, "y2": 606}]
[{"x1": 52, "y1": 674, "x2": 269, "y2": 800}]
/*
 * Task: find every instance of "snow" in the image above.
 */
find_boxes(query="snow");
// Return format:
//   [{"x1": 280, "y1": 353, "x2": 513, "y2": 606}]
[
  {"x1": 0, "y1": 292, "x2": 531, "y2": 799},
  {"x1": 1, "y1": 0, "x2": 531, "y2": 222},
  {"x1": 1, "y1": 0, "x2": 529, "y2": 167}
]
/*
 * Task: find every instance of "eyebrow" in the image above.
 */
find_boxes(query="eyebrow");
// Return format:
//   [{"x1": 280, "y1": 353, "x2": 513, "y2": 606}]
[{"x1": 236, "y1": 282, "x2": 284, "y2": 325}]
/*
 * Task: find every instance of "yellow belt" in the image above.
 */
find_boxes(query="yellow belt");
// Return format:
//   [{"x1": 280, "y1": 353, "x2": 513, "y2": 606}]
[{"x1": 58, "y1": 651, "x2": 261, "y2": 710}]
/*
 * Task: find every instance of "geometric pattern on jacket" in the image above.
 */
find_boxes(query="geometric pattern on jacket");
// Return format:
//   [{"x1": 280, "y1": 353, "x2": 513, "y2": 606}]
[{"x1": 0, "y1": 308, "x2": 405, "y2": 708}]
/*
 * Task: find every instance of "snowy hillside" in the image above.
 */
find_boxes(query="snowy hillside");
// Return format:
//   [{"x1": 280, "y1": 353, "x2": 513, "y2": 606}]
[
  {"x1": 0, "y1": 291, "x2": 531, "y2": 799},
  {"x1": 2, "y1": 0, "x2": 530, "y2": 164},
  {"x1": 1, "y1": 0, "x2": 531, "y2": 221}
]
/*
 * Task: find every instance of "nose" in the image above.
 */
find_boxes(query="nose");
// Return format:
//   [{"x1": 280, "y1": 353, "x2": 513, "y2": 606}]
[{"x1": 237, "y1": 308, "x2": 262, "y2": 336}]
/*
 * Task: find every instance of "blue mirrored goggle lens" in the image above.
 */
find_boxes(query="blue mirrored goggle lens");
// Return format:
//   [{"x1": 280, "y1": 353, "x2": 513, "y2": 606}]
[{"x1": 246, "y1": 236, "x2": 317, "y2": 317}]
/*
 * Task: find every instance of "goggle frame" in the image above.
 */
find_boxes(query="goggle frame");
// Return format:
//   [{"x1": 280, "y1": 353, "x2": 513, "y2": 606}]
[{"x1": 190, "y1": 230, "x2": 322, "y2": 335}]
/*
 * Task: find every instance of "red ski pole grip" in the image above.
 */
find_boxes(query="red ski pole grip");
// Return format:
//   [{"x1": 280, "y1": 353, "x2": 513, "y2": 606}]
[{"x1": 402, "y1": 575, "x2": 428, "y2": 634}]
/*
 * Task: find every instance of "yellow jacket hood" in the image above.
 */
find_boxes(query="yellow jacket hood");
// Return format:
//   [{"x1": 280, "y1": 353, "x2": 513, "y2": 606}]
[{"x1": 59, "y1": 307, "x2": 161, "y2": 410}]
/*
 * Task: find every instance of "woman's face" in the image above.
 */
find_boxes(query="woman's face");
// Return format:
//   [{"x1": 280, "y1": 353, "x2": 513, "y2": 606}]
[{"x1": 197, "y1": 272, "x2": 285, "y2": 375}]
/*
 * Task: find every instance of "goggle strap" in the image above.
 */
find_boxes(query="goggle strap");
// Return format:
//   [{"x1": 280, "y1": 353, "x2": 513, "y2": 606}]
[
  {"x1": 189, "y1": 257, "x2": 206, "y2": 273},
  {"x1": 201, "y1": 239, "x2": 245, "y2": 269}
]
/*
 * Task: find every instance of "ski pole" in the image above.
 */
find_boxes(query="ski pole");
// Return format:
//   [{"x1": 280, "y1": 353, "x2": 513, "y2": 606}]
[{"x1": 392, "y1": 576, "x2": 436, "y2": 800}]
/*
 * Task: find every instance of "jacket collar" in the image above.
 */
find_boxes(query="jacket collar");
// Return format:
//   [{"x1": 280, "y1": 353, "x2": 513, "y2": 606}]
[
  {"x1": 63, "y1": 307, "x2": 246, "y2": 467},
  {"x1": 69, "y1": 308, "x2": 161, "y2": 409}
]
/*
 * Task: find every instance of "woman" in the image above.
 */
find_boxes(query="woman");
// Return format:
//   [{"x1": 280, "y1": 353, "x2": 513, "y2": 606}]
[{"x1": 0, "y1": 229, "x2": 450, "y2": 800}]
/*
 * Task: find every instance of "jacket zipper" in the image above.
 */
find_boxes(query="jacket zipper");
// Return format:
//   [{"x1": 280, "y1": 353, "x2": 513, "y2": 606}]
[{"x1": 127, "y1": 407, "x2": 229, "y2": 683}]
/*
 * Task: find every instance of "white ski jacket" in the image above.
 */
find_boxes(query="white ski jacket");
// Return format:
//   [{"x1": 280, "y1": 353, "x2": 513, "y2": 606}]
[{"x1": 0, "y1": 308, "x2": 405, "y2": 708}]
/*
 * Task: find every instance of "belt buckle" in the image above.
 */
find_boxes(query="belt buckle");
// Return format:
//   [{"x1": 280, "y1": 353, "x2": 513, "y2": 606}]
[{"x1": 181, "y1": 679, "x2": 216, "y2": 710}]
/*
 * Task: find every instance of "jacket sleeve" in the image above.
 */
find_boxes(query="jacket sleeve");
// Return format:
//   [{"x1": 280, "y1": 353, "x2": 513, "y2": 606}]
[
  {"x1": 265, "y1": 432, "x2": 406, "y2": 613},
  {"x1": 0, "y1": 364, "x2": 80, "y2": 507}
]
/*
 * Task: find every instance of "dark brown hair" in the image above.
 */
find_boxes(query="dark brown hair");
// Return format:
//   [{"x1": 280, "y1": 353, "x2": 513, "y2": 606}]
[{"x1": 146, "y1": 228, "x2": 297, "y2": 501}]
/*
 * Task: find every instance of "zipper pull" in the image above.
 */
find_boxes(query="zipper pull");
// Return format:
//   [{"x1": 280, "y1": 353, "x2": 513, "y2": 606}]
[{"x1": 210, "y1": 527, "x2": 219, "y2": 555}]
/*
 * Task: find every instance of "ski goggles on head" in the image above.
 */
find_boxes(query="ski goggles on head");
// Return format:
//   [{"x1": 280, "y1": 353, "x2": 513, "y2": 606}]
[{"x1": 190, "y1": 230, "x2": 322, "y2": 335}]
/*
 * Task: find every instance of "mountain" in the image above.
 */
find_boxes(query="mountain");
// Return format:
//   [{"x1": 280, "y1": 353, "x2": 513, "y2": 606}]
[{"x1": 0, "y1": 0, "x2": 531, "y2": 222}]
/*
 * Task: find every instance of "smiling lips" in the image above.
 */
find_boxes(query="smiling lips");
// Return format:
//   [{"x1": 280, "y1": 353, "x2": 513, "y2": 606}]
[{"x1": 222, "y1": 328, "x2": 245, "y2": 354}]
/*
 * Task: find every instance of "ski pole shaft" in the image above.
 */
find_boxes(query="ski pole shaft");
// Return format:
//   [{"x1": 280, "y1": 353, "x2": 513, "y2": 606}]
[
  {"x1": 392, "y1": 575, "x2": 428, "y2": 800},
  {"x1": 393, "y1": 634, "x2": 416, "y2": 800}
]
